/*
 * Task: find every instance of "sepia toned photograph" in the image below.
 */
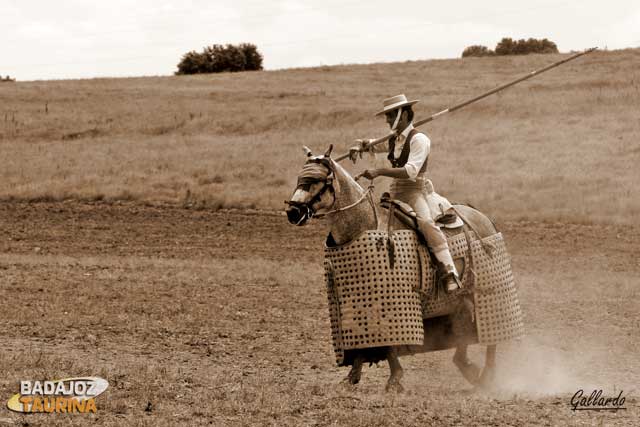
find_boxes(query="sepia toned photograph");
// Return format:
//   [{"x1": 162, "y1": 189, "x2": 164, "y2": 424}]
[{"x1": 1, "y1": 1, "x2": 638, "y2": 425}]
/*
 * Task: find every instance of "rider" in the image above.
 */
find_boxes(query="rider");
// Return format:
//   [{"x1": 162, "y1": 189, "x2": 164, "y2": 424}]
[{"x1": 350, "y1": 94, "x2": 461, "y2": 292}]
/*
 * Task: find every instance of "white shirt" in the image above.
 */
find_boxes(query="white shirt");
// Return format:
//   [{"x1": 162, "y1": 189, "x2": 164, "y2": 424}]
[{"x1": 372, "y1": 123, "x2": 431, "y2": 180}]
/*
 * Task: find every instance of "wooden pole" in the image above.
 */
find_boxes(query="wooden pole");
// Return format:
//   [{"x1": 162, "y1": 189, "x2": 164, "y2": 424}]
[{"x1": 335, "y1": 47, "x2": 598, "y2": 162}]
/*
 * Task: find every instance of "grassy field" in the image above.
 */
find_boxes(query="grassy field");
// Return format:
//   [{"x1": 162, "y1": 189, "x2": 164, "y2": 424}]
[
  {"x1": 1, "y1": 48, "x2": 639, "y2": 224},
  {"x1": 1, "y1": 49, "x2": 639, "y2": 426}
]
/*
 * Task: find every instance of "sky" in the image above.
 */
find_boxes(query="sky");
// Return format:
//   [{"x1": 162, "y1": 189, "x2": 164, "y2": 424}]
[{"x1": 1, "y1": 0, "x2": 639, "y2": 81}]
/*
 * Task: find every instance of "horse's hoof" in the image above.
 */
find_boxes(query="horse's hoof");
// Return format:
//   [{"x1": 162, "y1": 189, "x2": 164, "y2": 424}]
[
  {"x1": 453, "y1": 356, "x2": 481, "y2": 386},
  {"x1": 385, "y1": 380, "x2": 405, "y2": 393},
  {"x1": 340, "y1": 377, "x2": 358, "y2": 386},
  {"x1": 385, "y1": 371, "x2": 405, "y2": 393},
  {"x1": 478, "y1": 368, "x2": 496, "y2": 390},
  {"x1": 340, "y1": 379, "x2": 356, "y2": 389},
  {"x1": 341, "y1": 370, "x2": 361, "y2": 385}
]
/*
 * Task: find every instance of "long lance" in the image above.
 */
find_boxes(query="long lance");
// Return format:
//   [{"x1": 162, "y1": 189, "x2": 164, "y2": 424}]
[{"x1": 335, "y1": 47, "x2": 598, "y2": 162}]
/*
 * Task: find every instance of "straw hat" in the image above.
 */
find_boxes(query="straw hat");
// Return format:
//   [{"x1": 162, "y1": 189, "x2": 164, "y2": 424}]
[{"x1": 375, "y1": 94, "x2": 419, "y2": 116}]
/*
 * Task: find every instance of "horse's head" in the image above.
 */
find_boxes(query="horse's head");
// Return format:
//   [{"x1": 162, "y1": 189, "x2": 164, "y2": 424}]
[{"x1": 286, "y1": 145, "x2": 337, "y2": 226}]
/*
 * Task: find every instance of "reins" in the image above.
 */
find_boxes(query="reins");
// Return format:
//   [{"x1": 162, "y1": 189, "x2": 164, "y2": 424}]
[{"x1": 314, "y1": 184, "x2": 375, "y2": 218}]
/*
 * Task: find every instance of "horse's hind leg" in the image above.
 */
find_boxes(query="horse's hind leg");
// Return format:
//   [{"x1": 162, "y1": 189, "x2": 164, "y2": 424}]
[
  {"x1": 478, "y1": 345, "x2": 497, "y2": 387},
  {"x1": 385, "y1": 347, "x2": 404, "y2": 392},
  {"x1": 453, "y1": 344, "x2": 481, "y2": 386}
]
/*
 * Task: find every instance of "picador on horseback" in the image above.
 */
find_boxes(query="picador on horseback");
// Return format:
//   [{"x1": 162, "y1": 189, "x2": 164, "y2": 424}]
[
  {"x1": 349, "y1": 94, "x2": 461, "y2": 293},
  {"x1": 285, "y1": 50, "x2": 595, "y2": 391},
  {"x1": 286, "y1": 91, "x2": 524, "y2": 391}
]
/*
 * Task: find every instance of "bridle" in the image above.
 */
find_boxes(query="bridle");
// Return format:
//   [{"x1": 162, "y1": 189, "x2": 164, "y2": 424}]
[
  {"x1": 284, "y1": 176, "x2": 335, "y2": 224},
  {"x1": 285, "y1": 160, "x2": 375, "y2": 224},
  {"x1": 284, "y1": 159, "x2": 336, "y2": 224},
  {"x1": 314, "y1": 185, "x2": 373, "y2": 218}
]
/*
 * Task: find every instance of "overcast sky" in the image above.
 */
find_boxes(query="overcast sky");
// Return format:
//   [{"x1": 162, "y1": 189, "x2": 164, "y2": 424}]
[{"x1": 2, "y1": 0, "x2": 639, "y2": 81}]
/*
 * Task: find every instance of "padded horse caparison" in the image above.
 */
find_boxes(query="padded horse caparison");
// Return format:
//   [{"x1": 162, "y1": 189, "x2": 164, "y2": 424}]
[{"x1": 324, "y1": 229, "x2": 525, "y2": 366}]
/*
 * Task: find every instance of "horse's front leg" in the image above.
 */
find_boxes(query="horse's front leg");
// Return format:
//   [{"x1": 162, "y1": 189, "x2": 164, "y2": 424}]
[
  {"x1": 385, "y1": 347, "x2": 404, "y2": 392},
  {"x1": 478, "y1": 344, "x2": 497, "y2": 387},
  {"x1": 453, "y1": 344, "x2": 481, "y2": 386},
  {"x1": 343, "y1": 354, "x2": 364, "y2": 385}
]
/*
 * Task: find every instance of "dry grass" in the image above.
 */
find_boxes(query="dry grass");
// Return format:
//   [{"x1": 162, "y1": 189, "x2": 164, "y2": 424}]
[{"x1": 1, "y1": 49, "x2": 639, "y2": 223}]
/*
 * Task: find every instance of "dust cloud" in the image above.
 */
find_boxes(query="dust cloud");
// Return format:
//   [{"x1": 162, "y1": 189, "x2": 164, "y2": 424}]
[{"x1": 489, "y1": 335, "x2": 631, "y2": 398}]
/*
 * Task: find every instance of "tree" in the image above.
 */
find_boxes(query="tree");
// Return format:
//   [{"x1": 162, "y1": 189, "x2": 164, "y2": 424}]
[
  {"x1": 209, "y1": 44, "x2": 246, "y2": 72},
  {"x1": 462, "y1": 45, "x2": 495, "y2": 57},
  {"x1": 175, "y1": 51, "x2": 210, "y2": 75},
  {"x1": 176, "y1": 43, "x2": 263, "y2": 75},
  {"x1": 240, "y1": 43, "x2": 264, "y2": 71},
  {"x1": 539, "y1": 38, "x2": 559, "y2": 54},
  {"x1": 494, "y1": 37, "x2": 559, "y2": 56},
  {"x1": 495, "y1": 37, "x2": 517, "y2": 55}
]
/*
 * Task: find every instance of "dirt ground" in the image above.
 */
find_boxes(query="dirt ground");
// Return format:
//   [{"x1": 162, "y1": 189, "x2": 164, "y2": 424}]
[{"x1": 0, "y1": 202, "x2": 638, "y2": 426}]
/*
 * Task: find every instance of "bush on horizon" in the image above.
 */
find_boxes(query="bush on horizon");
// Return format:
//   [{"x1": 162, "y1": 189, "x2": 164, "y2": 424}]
[
  {"x1": 176, "y1": 43, "x2": 263, "y2": 75},
  {"x1": 462, "y1": 45, "x2": 495, "y2": 58},
  {"x1": 462, "y1": 37, "x2": 559, "y2": 57}
]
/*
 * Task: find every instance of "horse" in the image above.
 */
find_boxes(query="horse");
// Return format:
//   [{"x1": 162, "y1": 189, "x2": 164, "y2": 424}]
[{"x1": 285, "y1": 145, "x2": 506, "y2": 392}]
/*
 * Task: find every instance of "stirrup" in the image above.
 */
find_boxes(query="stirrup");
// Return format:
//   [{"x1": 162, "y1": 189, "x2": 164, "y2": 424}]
[{"x1": 444, "y1": 272, "x2": 461, "y2": 293}]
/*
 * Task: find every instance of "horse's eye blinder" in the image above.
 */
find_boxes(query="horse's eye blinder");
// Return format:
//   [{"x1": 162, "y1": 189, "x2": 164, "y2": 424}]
[{"x1": 295, "y1": 175, "x2": 333, "y2": 190}]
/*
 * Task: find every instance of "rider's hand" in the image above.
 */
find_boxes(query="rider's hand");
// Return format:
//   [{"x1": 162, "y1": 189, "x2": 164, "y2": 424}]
[
  {"x1": 349, "y1": 139, "x2": 373, "y2": 164},
  {"x1": 357, "y1": 139, "x2": 373, "y2": 152},
  {"x1": 348, "y1": 145, "x2": 363, "y2": 164},
  {"x1": 356, "y1": 169, "x2": 379, "y2": 181}
]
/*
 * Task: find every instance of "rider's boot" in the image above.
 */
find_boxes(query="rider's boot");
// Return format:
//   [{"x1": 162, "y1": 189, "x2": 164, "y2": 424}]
[
  {"x1": 415, "y1": 216, "x2": 461, "y2": 293},
  {"x1": 442, "y1": 264, "x2": 461, "y2": 293},
  {"x1": 434, "y1": 249, "x2": 461, "y2": 293}
]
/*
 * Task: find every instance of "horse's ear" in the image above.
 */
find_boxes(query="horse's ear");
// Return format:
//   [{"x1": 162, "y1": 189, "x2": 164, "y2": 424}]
[
  {"x1": 302, "y1": 146, "x2": 313, "y2": 157},
  {"x1": 325, "y1": 158, "x2": 339, "y2": 192},
  {"x1": 324, "y1": 144, "x2": 333, "y2": 157}
]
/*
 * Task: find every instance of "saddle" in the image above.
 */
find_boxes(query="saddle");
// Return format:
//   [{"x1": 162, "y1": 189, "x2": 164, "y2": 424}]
[
  {"x1": 380, "y1": 190, "x2": 464, "y2": 241},
  {"x1": 379, "y1": 190, "x2": 466, "y2": 290}
]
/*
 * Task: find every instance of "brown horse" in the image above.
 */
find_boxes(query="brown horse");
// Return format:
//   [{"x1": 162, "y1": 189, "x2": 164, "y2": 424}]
[{"x1": 286, "y1": 145, "x2": 500, "y2": 391}]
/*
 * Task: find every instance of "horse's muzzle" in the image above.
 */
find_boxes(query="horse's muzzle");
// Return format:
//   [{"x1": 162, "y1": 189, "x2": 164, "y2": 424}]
[{"x1": 285, "y1": 204, "x2": 309, "y2": 226}]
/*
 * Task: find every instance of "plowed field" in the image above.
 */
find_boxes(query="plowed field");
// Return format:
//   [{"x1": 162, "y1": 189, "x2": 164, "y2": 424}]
[{"x1": 0, "y1": 202, "x2": 638, "y2": 426}]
